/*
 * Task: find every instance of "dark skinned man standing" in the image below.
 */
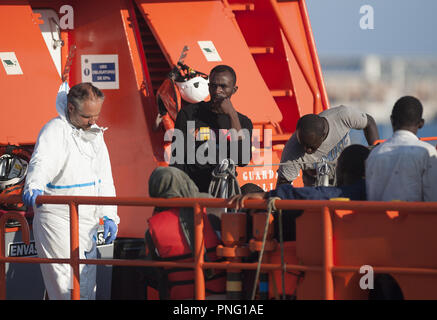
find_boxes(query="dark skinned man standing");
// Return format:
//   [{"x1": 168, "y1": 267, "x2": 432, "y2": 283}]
[{"x1": 171, "y1": 65, "x2": 253, "y2": 193}]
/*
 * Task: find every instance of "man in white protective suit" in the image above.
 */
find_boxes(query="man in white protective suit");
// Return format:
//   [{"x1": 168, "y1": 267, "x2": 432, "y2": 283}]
[{"x1": 22, "y1": 82, "x2": 119, "y2": 300}]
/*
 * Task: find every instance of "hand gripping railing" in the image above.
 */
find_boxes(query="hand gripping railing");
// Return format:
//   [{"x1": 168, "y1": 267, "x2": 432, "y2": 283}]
[{"x1": 1, "y1": 194, "x2": 437, "y2": 300}]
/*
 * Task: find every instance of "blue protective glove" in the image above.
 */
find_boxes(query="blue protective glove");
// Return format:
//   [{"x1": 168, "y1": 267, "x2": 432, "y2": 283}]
[
  {"x1": 22, "y1": 189, "x2": 43, "y2": 208},
  {"x1": 103, "y1": 216, "x2": 117, "y2": 244}
]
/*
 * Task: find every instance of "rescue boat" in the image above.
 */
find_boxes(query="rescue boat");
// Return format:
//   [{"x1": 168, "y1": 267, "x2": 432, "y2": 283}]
[{"x1": 0, "y1": 0, "x2": 436, "y2": 301}]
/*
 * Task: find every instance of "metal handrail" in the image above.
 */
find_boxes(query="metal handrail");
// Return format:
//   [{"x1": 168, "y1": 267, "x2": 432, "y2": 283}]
[
  {"x1": 1, "y1": 194, "x2": 437, "y2": 300},
  {"x1": 374, "y1": 136, "x2": 437, "y2": 145},
  {"x1": 221, "y1": 0, "x2": 328, "y2": 113},
  {"x1": 268, "y1": 0, "x2": 323, "y2": 113}
]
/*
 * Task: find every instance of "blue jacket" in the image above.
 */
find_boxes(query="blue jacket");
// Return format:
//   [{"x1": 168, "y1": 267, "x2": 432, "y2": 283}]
[{"x1": 268, "y1": 179, "x2": 366, "y2": 201}]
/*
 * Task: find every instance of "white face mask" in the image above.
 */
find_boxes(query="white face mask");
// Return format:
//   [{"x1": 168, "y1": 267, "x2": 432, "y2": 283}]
[
  {"x1": 78, "y1": 124, "x2": 107, "y2": 142},
  {"x1": 71, "y1": 124, "x2": 107, "y2": 159}
]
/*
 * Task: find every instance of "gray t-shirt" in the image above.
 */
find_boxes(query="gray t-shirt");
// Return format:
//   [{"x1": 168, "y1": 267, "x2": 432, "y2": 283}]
[{"x1": 278, "y1": 105, "x2": 368, "y2": 186}]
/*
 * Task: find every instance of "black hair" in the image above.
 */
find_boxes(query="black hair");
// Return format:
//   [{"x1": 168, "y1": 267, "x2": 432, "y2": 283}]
[
  {"x1": 391, "y1": 96, "x2": 423, "y2": 127},
  {"x1": 296, "y1": 114, "x2": 325, "y2": 137},
  {"x1": 240, "y1": 183, "x2": 264, "y2": 195},
  {"x1": 67, "y1": 82, "x2": 105, "y2": 110},
  {"x1": 210, "y1": 65, "x2": 237, "y2": 86},
  {"x1": 337, "y1": 144, "x2": 370, "y2": 183}
]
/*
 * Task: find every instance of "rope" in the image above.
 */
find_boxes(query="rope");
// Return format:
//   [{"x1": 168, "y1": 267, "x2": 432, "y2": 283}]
[
  {"x1": 251, "y1": 196, "x2": 280, "y2": 300},
  {"x1": 266, "y1": 197, "x2": 286, "y2": 300},
  {"x1": 244, "y1": 159, "x2": 337, "y2": 167},
  {"x1": 208, "y1": 160, "x2": 241, "y2": 199}
]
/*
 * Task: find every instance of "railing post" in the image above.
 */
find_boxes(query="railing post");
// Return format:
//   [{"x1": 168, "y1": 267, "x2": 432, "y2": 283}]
[
  {"x1": 193, "y1": 203, "x2": 205, "y2": 300},
  {"x1": 322, "y1": 205, "x2": 334, "y2": 300},
  {"x1": 0, "y1": 219, "x2": 7, "y2": 300},
  {"x1": 69, "y1": 202, "x2": 80, "y2": 300},
  {"x1": 0, "y1": 239, "x2": 4, "y2": 300},
  {"x1": 0, "y1": 212, "x2": 30, "y2": 300}
]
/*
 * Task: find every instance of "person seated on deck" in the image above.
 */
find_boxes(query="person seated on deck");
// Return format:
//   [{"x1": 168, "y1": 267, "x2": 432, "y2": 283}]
[
  {"x1": 228, "y1": 144, "x2": 370, "y2": 244},
  {"x1": 229, "y1": 144, "x2": 370, "y2": 209},
  {"x1": 239, "y1": 182, "x2": 265, "y2": 240},
  {"x1": 170, "y1": 65, "x2": 253, "y2": 194},
  {"x1": 366, "y1": 96, "x2": 437, "y2": 202},
  {"x1": 231, "y1": 146, "x2": 406, "y2": 300},
  {"x1": 147, "y1": 166, "x2": 221, "y2": 240},
  {"x1": 144, "y1": 166, "x2": 225, "y2": 299},
  {"x1": 277, "y1": 106, "x2": 379, "y2": 187}
]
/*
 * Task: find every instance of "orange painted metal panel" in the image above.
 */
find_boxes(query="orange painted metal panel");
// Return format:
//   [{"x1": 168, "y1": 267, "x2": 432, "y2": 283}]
[
  {"x1": 236, "y1": 148, "x2": 282, "y2": 192},
  {"x1": 66, "y1": 0, "x2": 161, "y2": 238},
  {"x1": 279, "y1": 2, "x2": 316, "y2": 117},
  {"x1": 225, "y1": 0, "x2": 328, "y2": 132},
  {"x1": 229, "y1": 0, "x2": 299, "y2": 133},
  {"x1": 0, "y1": 1, "x2": 60, "y2": 144},
  {"x1": 279, "y1": 1, "x2": 327, "y2": 116},
  {"x1": 297, "y1": 207, "x2": 437, "y2": 299},
  {"x1": 135, "y1": 0, "x2": 283, "y2": 124}
]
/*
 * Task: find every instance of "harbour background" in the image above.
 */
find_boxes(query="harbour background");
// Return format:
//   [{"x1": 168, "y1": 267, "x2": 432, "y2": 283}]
[
  {"x1": 321, "y1": 55, "x2": 437, "y2": 146},
  {"x1": 305, "y1": 0, "x2": 437, "y2": 146}
]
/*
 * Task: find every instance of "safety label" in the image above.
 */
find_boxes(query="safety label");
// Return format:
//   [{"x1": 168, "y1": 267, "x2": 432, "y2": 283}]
[
  {"x1": 0, "y1": 52, "x2": 23, "y2": 75},
  {"x1": 198, "y1": 41, "x2": 222, "y2": 62},
  {"x1": 8, "y1": 241, "x2": 37, "y2": 257},
  {"x1": 81, "y1": 54, "x2": 119, "y2": 89},
  {"x1": 91, "y1": 63, "x2": 116, "y2": 82}
]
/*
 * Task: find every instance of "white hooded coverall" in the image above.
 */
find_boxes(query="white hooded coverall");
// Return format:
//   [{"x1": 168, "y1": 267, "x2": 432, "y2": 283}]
[{"x1": 25, "y1": 82, "x2": 119, "y2": 300}]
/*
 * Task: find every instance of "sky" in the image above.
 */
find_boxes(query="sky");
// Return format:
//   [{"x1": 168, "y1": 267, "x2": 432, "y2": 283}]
[{"x1": 305, "y1": 0, "x2": 437, "y2": 57}]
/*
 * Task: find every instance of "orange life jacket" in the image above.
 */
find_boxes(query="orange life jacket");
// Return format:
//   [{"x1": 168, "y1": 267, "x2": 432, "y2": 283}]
[{"x1": 147, "y1": 207, "x2": 226, "y2": 299}]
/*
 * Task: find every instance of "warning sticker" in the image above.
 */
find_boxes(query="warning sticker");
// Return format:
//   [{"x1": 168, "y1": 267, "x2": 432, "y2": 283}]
[
  {"x1": 198, "y1": 41, "x2": 222, "y2": 62},
  {"x1": 0, "y1": 52, "x2": 23, "y2": 75},
  {"x1": 81, "y1": 54, "x2": 119, "y2": 89}
]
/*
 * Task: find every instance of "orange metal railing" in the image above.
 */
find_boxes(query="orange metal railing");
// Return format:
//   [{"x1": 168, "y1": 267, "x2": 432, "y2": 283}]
[
  {"x1": 1, "y1": 194, "x2": 437, "y2": 300},
  {"x1": 374, "y1": 136, "x2": 437, "y2": 145}
]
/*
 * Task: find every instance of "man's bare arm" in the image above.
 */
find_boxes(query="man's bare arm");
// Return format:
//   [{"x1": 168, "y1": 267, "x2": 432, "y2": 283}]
[{"x1": 364, "y1": 114, "x2": 380, "y2": 146}]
